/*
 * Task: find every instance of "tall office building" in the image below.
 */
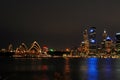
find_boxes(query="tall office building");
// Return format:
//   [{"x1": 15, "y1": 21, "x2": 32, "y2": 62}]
[
  {"x1": 105, "y1": 36, "x2": 113, "y2": 54},
  {"x1": 115, "y1": 33, "x2": 120, "y2": 54},
  {"x1": 102, "y1": 29, "x2": 107, "y2": 41},
  {"x1": 89, "y1": 27, "x2": 97, "y2": 53},
  {"x1": 83, "y1": 29, "x2": 89, "y2": 54},
  {"x1": 101, "y1": 29, "x2": 108, "y2": 53},
  {"x1": 116, "y1": 33, "x2": 120, "y2": 43}
]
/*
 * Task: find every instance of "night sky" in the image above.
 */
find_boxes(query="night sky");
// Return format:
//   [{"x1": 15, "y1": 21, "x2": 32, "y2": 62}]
[{"x1": 0, "y1": 0, "x2": 120, "y2": 50}]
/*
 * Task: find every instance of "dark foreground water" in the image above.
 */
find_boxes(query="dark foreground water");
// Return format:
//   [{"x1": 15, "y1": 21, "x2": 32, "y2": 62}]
[{"x1": 0, "y1": 57, "x2": 120, "y2": 80}]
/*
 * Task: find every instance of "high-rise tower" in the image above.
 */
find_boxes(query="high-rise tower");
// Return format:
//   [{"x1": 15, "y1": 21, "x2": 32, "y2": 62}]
[
  {"x1": 83, "y1": 29, "x2": 89, "y2": 54},
  {"x1": 115, "y1": 33, "x2": 120, "y2": 54},
  {"x1": 89, "y1": 27, "x2": 97, "y2": 53},
  {"x1": 105, "y1": 36, "x2": 113, "y2": 54},
  {"x1": 102, "y1": 29, "x2": 107, "y2": 41},
  {"x1": 101, "y1": 29, "x2": 108, "y2": 53}
]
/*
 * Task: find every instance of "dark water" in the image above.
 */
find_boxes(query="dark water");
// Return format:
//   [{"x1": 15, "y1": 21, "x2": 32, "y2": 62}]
[{"x1": 0, "y1": 57, "x2": 120, "y2": 80}]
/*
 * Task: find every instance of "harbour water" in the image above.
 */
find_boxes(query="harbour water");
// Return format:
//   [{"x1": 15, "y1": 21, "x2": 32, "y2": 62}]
[{"x1": 0, "y1": 57, "x2": 120, "y2": 80}]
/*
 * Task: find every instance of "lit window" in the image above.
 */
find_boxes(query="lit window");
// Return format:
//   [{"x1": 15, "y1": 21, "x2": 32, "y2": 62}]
[
  {"x1": 90, "y1": 39, "x2": 96, "y2": 43},
  {"x1": 90, "y1": 29, "x2": 94, "y2": 33}
]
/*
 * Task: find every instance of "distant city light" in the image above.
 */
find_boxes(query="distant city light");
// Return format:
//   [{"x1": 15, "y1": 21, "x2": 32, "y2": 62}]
[
  {"x1": 81, "y1": 41, "x2": 85, "y2": 44},
  {"x1": 43, "y1": 46, "x2": 48, "y2": 49},
  {"x1": 90, "y1": 29, "x2": 94, "y2": 33},
  {"x1": 66, "y1": 48, "x2": 70, "y2": 52},
  {"x1": 106, "y1": 36, "x2": 111, "y2": 40},
  {"x1": 49, "y1": 49, "x2": 54, "y2": 52},
  {"x1": 116, "y1": 33, "x2": 120, "y2": 35},
  {"x1": 104, "y1": 30, "x2": 107, "y2": 33},
  {"x1": 1, "y1": 27, "x2": 120, "y2": 58},
  {"x1": 90, "y1": 39, "x2": 96, "y2": 43},
  {"x1": 116, "y1": 32, "x2": 120, "y2": 40}
]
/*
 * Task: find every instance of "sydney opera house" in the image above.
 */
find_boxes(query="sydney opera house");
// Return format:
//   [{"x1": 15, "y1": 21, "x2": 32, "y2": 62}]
[{"x1": 0, "y1": 27, "x2": 120, "y2": 58}]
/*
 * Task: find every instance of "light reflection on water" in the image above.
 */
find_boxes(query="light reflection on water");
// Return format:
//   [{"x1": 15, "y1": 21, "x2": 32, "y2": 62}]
[
  {"x1": 104, "y1": 58, "x2": 112, "y2": 80},
  {"x1": 87, "y1": 58, "x2": 98, "y2": 80},
  {"x1": 0, "y1": 58, "x2": 120, "y2": 80}
]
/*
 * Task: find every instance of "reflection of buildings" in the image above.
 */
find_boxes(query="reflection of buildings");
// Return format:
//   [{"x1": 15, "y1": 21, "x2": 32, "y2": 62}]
[
  {"x1": 64, "y1": 58, "x2": 70, "y2": 73},
  {"x1": 64, "y1": 58, "x2": 71, "y2": 80},
  {"x1": 87, "y1": 58, "x2": 98, "y2": 80}
]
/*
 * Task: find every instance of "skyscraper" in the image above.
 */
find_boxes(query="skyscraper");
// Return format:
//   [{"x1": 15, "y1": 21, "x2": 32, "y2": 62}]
[
  {"x1": 83, "y1": 29, "x2": 89, "y2": 54},
  {"x1": 101, "y1": 29, "x2": 108, "y2": 53},
  {"x1": 115, "y1": 33, "x2": 120, "y2": 54},
  {"x1": 102, "y1": 29, "x2": 107, "y2": 41},
  {"x1": 89, "y1": 27, "x2": 97, "y2": 53},
  {"x1": 105, "y1": 36, "x2": 113, "y2": 54}
]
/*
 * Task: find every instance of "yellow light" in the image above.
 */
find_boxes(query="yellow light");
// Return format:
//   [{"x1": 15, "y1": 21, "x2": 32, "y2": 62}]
[{"x1": 66, "y1": 48, "x2": 70, "y2": 52}]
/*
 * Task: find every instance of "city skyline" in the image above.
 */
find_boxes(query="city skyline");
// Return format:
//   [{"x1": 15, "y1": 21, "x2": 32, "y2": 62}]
[
  {"x1": 0, "y1": 28, "x2": 119, "y2": 51},
  {"x1": 1, "y1": 0, "x2": 120, "y2": 49},
  {"x1": 0, "y1": 26, "x2": 119, "y2": 50}
]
